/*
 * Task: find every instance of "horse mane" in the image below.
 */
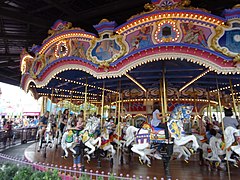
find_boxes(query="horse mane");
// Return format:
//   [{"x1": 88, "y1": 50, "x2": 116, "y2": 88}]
[{"x1": 168, "y1": 104, "x2": 193, "y2": 122}]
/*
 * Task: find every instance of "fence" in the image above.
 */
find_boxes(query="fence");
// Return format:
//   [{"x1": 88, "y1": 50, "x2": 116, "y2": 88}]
[
  {"x1": 0, "y1": 127, "x2": 38, "y2": 149},
  {"x1": 0, "y1": 152, "x2": 169, "y2": 180}
]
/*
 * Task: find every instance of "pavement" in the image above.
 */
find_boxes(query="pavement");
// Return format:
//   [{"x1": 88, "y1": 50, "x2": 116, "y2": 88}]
[{"x1": 0, "y1": 142, "x2": 35, "y2": 159}]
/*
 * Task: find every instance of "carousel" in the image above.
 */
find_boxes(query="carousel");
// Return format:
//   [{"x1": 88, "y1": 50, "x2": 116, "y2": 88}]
[{"x1": 20, "y1": 0, "x2": 240, "y2": 179}]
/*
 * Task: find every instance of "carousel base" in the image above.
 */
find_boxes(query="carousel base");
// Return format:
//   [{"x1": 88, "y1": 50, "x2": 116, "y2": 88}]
[{"x1": 24, "y1": 142, "x2": 240, "y2": 180}]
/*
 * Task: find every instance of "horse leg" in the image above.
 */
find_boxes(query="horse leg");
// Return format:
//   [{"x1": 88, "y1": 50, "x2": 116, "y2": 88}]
[
  {"x1": 131, "y1": 144, "x2": 149, "y2": 165},
  {"x1": 69, "y1": 145, "x2": 77, "y2": 157},
  {"x1": 91, "y1": 137, "x2": 101, "y2": 148},
  {"x1": 85, "y1": 141, "x2": 96, "y2": 155},
  {"x1": 62, "y1": 147, "x2": 68, "y2": 158},
  {"x1": 225, "y1": 150, "x2": 236, "y2": 164},
  {"x1": 38, "y1": 130, "x2": 43, "y2": 151}
]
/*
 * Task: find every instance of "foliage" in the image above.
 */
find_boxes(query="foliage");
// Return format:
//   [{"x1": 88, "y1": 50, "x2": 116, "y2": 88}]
[
  {"x1": 0, "y1": 162, "x2": 61, "y2": 180},
  {"x1": 97, "y1": 176, "x2": 104, "y2": 180},
  {"x1": 13, "y1": 167, "x2": 33, "y2": 180},
  {"x1": 108, "y1": 173, "x2": 116, "y2": 180},
  {"x1": 79, "y1": 173, "x2": 90, "y2": 180},
  {"x1": 0, "y1": 163, "x2": 19, "y2": 180},
  {"x1": 29, "y1": 171, "x2": 45, "y2": 180}
]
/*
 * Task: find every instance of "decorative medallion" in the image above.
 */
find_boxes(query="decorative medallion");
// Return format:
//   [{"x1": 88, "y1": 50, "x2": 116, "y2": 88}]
[
  {"x1": 54, "y1": 40, "x2": 70, "y2": 58},
  {"x1": 153, "y1": 19, "x2": 180, "y2": 43},
  {"x1": 211, "y1": 19, "x2": 240, "y2": 66},
  {"x1": 86, "y1": 19, "x2": 127, "y2": 69}
]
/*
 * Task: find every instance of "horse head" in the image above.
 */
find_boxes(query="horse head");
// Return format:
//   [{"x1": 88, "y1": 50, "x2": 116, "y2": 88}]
[
  {"x1": 168, "y1": 104, "x2": 193, "y2": 139},
  {"x1": 169, "y1": 105, "x2": 193, "y2": 122},
  {"x1": 84, "y1": 116, "x2": 100, "y2": 134}
]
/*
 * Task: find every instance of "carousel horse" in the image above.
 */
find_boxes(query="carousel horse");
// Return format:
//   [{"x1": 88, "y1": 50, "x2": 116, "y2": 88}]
[
  {"x1": 223, "y1": 126, "x2": 240, "y2": 165},
  {"x1": 79, "y1": 116, "x2": 102, "y2": 162},
  {"x1": 201, "y1": 126, "x2": 240, "y2": 169},
  {"x1": 100, "y1": 127, "x2": 116, "y2": 158},
  {"x1": 37, "y1": 121, "x2": 55, "y2": 153},
  {"x1": 173, "y1": 144, "x2": 192, "y2": 162},
  {"x1": 124, "y1": 105, "x2": 199, "y2": 171},
  {"x1": 61, "y1": 116, "x2": 101, "y2": 159},
  {"x1": 61, "y1": 129, "x2": 77, "y2": 158}
]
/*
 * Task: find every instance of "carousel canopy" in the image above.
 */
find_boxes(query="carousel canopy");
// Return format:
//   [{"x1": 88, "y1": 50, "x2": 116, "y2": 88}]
[
  {"x1": 0, "y1": 0, "x2": 239, "y2": 86},
  {"x1": 17, "y1": 0, "x2": 240, "y2": 105}
]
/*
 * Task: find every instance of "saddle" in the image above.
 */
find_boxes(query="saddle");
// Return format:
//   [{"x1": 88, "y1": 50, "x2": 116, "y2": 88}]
[{"x1": 150, "y1": 127, "x2": 166, "y2": 142}]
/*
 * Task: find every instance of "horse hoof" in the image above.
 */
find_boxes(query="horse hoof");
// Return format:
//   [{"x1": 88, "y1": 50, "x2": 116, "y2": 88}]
[
  {"x1": 63, "y1": 156, "x2": 68, "y2": 159},
  {"x1": 184, "y1": 159, "x2": 189, "y2": 164},
  {"x1": 147, "y1": 164, "x2": 151, "y2": 168},
  {"x1": 138, "y1": 157, "x2": 143, "y2": 165},
  {"x1": 233, "y1": 164, "x2": 239, "y2": 168},
  {"x1": 37, "y1": 149, "x2": 40, "y2": 152},
  {"x1": 189, "y1": 148, "x2": 195, "y2": 154}
]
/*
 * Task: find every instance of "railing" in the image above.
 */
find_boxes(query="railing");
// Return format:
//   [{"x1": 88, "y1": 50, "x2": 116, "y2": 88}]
[
  {"x1": 0, "y1": 127, "x2": 38, "y2": 149},
  {"x1": 0, "y1": 152, "x2": 169, "y2": 180}
]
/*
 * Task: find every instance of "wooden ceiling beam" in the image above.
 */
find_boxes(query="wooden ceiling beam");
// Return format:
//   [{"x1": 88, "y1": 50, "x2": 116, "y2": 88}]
[{"x1": 0, "y1": 6, "x2": 51, "y2": 28}]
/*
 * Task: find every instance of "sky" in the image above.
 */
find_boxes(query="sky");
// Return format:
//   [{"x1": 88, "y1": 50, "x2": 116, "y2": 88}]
[{"x1": 0, "y1": 82, "x2": 41, "y2": 116}]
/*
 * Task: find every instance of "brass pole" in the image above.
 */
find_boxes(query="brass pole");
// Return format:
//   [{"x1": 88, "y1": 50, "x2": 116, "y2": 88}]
[
  {"x1": 162, "y1": 63, "x2": 168, "y2": 121},
  {"x1": 117, "y1": 82, "x2": 121, "y2": 165},
  {"x1": 41, "y1": 96, "x2": 45, "y2": 116},
  {"x1": 84, "y1": 78, "x2": 88, "y2": 121},
  {"x1": 229, "y1": 79, "x2": 238, "y2": 117},
  {"x1": 145, "y1": 91, "x2": 148, "y2": 121},
  {"x1": 100, "y1": 82, "x2": 105, "y2": 129},
  {"x1": 160, "y1": 79, "x2": 165, "y2": 121},
  {"x1": 68, "y1": 91, "x2": 73, "y2": 119},
  {"x1": 50, "y1": 88, "x2": 54, "y2": 114},
  {"x1": 207, "y1": 89, "x2": 212, "y2": 123},
  {"x1": 118, "y1": 93, "x2": 121, "y2": 125},
  {"x1": 216, "y1": 78, "x2": 231, "y2": 180},
  {"x1": 114, "y1": 94, "x2": 118, "y2": 124},
  {"x1": 109, "y1": 94, "x2": 112, "y2": 120}
]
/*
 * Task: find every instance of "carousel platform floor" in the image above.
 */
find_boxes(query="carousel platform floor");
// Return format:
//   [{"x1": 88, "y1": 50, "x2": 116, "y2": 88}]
[{"x1": 22, "y1": 142, "x2": 240, "y2": 180}]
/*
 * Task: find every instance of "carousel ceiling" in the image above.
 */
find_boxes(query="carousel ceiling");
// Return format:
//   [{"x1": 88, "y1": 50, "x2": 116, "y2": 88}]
[{"x1": 0, "y1": 0, "x2": 240, "y2": 86}]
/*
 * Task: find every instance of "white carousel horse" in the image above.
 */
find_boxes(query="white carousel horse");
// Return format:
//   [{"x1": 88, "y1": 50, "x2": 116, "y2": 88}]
[
  {"x1": 37, "y1": 121, "x2": 55, "y2": 151},
  {"x1": 79, "y1": 116, "x2": 102, "y2": 162},
  {"x1": 124, "y1": 105, "x2": 199, "y2": 167},
  {"x1": 100, "y1": 127, "x2": 116, "y2": 158},
  {"x1": 61, "y1": 116, "x2": 101, "y2": 159},
  {"x1": 61, "y1": 129, "x2": 77, "y2": 158},
  {"x1": 201, "y1": 127, "x2": 240, "y2": 169},
  {"x1": 204, "y1": 133, "x2": 225, "y2": 163},
  {"x1": 108, "y1": 122, "x2": 126, "y2": 148},
  {"x1": 173, "y1": 144, "x2": 192, "y2": 162},
  {"x1": 223, "y1": 126, "x2": 240, "y2": 164},
  {"x1": 124, "y1": 125, "x2": 163, "y2": 167},
  {"x1": 168, "y1": 105, "x2": 199, "y2": 151}
]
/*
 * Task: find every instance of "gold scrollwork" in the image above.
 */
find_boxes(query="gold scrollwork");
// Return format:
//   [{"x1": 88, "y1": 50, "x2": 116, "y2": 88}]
[{"x1": 30, "y1": 53, "x2": 46, "y2": 79}]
